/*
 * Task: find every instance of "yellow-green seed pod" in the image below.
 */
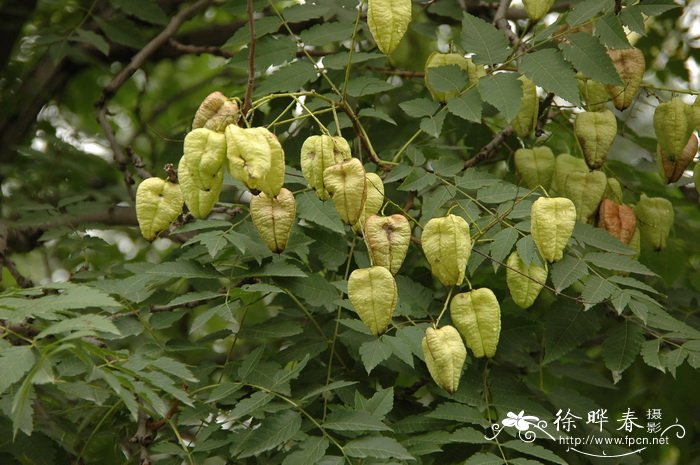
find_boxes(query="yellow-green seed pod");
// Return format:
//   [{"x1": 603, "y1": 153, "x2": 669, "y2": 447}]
[
  {"x1": 657, "y1": 134, "x2": 698, "y2": 183},
  {"x1": 421, "y1": 214, "x2": 472, "y2": 286},
  {"x1": 605, "y1": 177, "x2": 624, "y2": 203},
  {"x1": 192, "y1": 92, "x2": 239, "y2": 132},
  {"x1": 353, "y1": 172, "x2": 385, "y2": 234},
  {"x1": 301, "y1": 135, "x2": 352, "y2": 200},
  {"x1": 249, "y1": 188, "x2": 296, "y2": 253},
  {"x1": 348, "y1": 266, "x2": 397, "y2": 335},
  {"x1": 629, "y1": 228, "x2": 641, "y2": 260},
  {"x1": 450, "y1": 288, "x2": 501, "y2": 358},
  {"x1": 465, "y1": 57, "x2": 486, "y2": 84},
  {"x1": 530, "y1": 197, "x2": 577, "y2": 262},
  {"x1": 422, "y1": 325, "x2": 466, "y2": 393},
  {"x1": 514, "y1": 146, "x2": 555, "y2": 190},
  {"x1": 607, "y1": 48, "x2": 645, "y2": 111},
  {"x1": 522, "y1": 0, "x2": 555, "y2": 21},
  {"x1": 692, "y1": 95, "x2": 700, "y2": 131},
  {"x1": 365, "y1": 214, "x2": 411, "y2": 275},
  {"x1": 511, "y1": 76, "x2": 539, "y2": 138},
  {"x1": 135, "y1": 178, "x2": 183, "y2": 241},
  {"x1": 552, "y1": 153, "x2": 588, "y2": 194},
  {"x1": 323, "y1": 158, "x2": 367, "y2": 224},
  {"x1": 425, "y1": 52, "x2": 470, "y2": 102},
  {"x1": 577, "y1": 75, "x2": 609, "y2": 112},
  {"x1": 225, "y1": 126, "x2": 285, "y2": 197},
  {"x1": 574, "y1": 110, "x2": 617, "y2": 169},
  {"x1": 563, "y1": 170, "x2": 607, "y2": 223},
  {"x1": 179, "y1": 128, "x2": 226, "y2": 219},
  {"x1": 634, "y1": 194, "x2": 674, "y2": 251},
  {"x1": 367, "y1": 0, "x2": 412, "y2": 55},
  {"x1": 653, "y1": 97, "x2": 694, "y2": 162},
  {"x1": 695, "y1": 164, "x2": 700, "y2": 194},
  {"x1": 506, "y1": 251, "x2": 547, "y2": 309}
]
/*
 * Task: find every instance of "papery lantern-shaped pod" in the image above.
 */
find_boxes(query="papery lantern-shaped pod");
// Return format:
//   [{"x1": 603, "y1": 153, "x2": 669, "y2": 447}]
[
  {"x1": 552, "y1": 153, "x2": 588, "y2": 194},
  {"x1": 421, "y1": 214, "x2": 472, "y2": 286},
  {"x1": 422, "y1": 325, "x2": 466, "y2": 394},
  {"x1": 367, "y1": 0, "x2": 412, "y2": 55},
  {"x1": 348, "y1": 266, "x2": 397, "y2": 336},
  {"x1": 301, "y1": 135, "x2": 352, "y2": 200},
  {"x1": 597, "y1": 199, "x2": 636, "y2": 245},
  {"x1": 563, "y1": 170, "x2": 607, "y2": 223},
  {"x1": 506, "y1": 251, "x2": 547, "y2": 309},
  {"x1": 695, "y1": 164, "x2": 700, "y2": 195},
  {"x1": 606, "y1": 47, "x2": 645, "y2": 111},
  {"x1": 658, "y1": 133, "x2": 698, "y2": 183},
  {"x1": 192, "y1": 91, "x2": 239, "y2": 132},
  {"x1": 365, "y1": 214, "x2": 411, "y2": 275},
  {"x1": 179, "y1": 128, "x2": 226, "y2": 219},
  {"x1": 530, "y1": 197, "x2": 576, "y2": 262},
  {"x1": 574, "y1": 109, "x2": 617, "y2": 169},
  {"x1": 511, "y1": 76, "x2": 539, "y2": 138},
  {"x1": 425, "y1": 52, "x2": 471, "y2": 102},
  {"x1": 250, "y1": 188, "x2": 296, "y2": 253},
  {"x1": 653, "y1": 97, "x2": 695, "y2": 162},
  {"x1": 605, "y1": 177, "x2": 623, "y2": 203},
  {"x1": 450, "y1": 288, "x2": 501, "y2": 358},
  {"x1": 522, "y1": 0, "x2": 555, "y2": 21},
  {"x1": 353, "y1": 172, "x2": 385, "y2": 234},
  {"x1": 577, "y1": 74, "x2": 609, "y2": 112},
  {"x1": 225, "y1": 125, "x2": 285, "y2": 197},
  {"x1": 634, "y1": 194, "x2": 674, "y2": 251},
  {"x1": 514, "y1": 146, "x2": 555, "y2": 191},
  {"x1": 136, "y1": 178, "x2": 184, "y2": 241},
  {"x1": 323, "y1": 158, "x2": 367, "y2": 225}
]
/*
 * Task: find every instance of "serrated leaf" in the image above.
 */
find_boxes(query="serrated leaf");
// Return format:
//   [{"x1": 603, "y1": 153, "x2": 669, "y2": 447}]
[
  {"x1": 296, "y1": 191, "x2": 345, "y2": 234},
  {"x1": 420, "y1": 112, "x2": 446, "y2": 138},
  {"x1": 464, "y1": 452, "x2": 505, "y2": 465},
  {"x1": 358, "y1": 107, "x2": 397, "y2": 125},
  {"x1": 544, "y1": 301, "x2": 602, "y2": 363},
  {"x1": 595, "y1": 13, "x2": 630, "y2": 49},
  {"x1": 427, "y1": 402, "x2": 486, "y2": 425},
  {"x1": 324, "y1": 410, "x2": 391, "y2": 432},
  {"x1": 37, "y1": 314, "x2": 121, "y2": 339},
  {"x1": 461, "y1": 12, "x2": 511, "y2": 65},
  {"x1": 502, "y1": 440, "x2": 567, "y2": 465},
  {"x1": 519, "y1": 49, "x2": 580, "y2": 105},
  {"x1": 346, "y1": 77, "x2": 395, "y2": 97},
  {"x1": 477, "y1": 73, "x2": 523, "y2": 121},
  {"x1": 282, "y1": 437, "x2": 329, "y2": 465},
  {"x1": 359, "y1": 339, "x2": 393, "y2": 373},
  {"x1": 229, "y1": 391, "x2": 274, "y2": 420},
  {"x1": 516, "y1": 235, "x2": 540, "y2": 267},
  {"x1": 447, "y1": 89, "x2": 483, "y2": 122},
  {"x1": 566, "y1": 0, "x2": 611, "y2": 26},
  {"x1": 0, "y1": 347, "x2": 35, "y2": 395},
  {"x1": 559, "y1": 33, "x2": 622, "y2": 85},
  {"x1": 399, "y1": 98, "x2": 440, "y2": 118},
  {"x1": 382, "y1": 335, "x2": 414, "y2": 367},
  {"x1": 358, "y1": 387, "x2": 394, "y2": 418},
  {"x1": 300, "y1": 22, "x2": 356, "y2": 46},
  {"x1": 620, "y1": 6, "x2": 646, "y2": 35},
  {"x1": 602, "y1": 321, "x2": 644, "y2": 381},
  {"x1": 551, "y1": 255, "x2": 587, "y2": 292},
  {"x1": 110, "y1": 0, "x2": 168, "y2": 24},
  {"x1": 635, "y1": 0, "x2": 680, "y2": 15},
  {"x1": 283, "y1": 3, "x2": 331, "y2": 22},
  {"x1": 584, "y1": 252, "x2": 655, "y2": 276},
  {"x1": 573, "y1": 223, "x2": 635, "y2": 254},
  {"x1": 73, "y1": 29, "x2": 109, "y2": 55},
  {"x1": 490, "y1": 227, "x2": 518, "y2": 271},
  {"x1": 255, "y1": 61, "x2": 318, "y2": 96},
  {"x1": 426, "y1": 65, "x2": 468, "y2": 93},
  {"x1": 344, "y1": 436, "x2": 414, "y2": 460},
  {"x1": 94, "y1": 17, "x2": 146, "y2": 49},
  {"x1": 236, "y1": 410, "x2": 301, "y2": 458},
  {"x1": 580, "y1": 275, "x2": 616, "y2": 308}
]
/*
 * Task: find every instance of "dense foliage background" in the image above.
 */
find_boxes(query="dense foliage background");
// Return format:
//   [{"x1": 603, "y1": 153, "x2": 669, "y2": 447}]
[{"x1": 0, "y1": 0, "x2": 699, "y2": 464}]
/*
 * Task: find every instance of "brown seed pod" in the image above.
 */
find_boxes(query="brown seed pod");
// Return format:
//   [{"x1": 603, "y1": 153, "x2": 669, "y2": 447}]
[
  {"x1": 597, "y1": 199, "x2": 636, "y2": 245},
  {"x1": 606, "y1": 48, "x2": 645, "y2": 111},
  {"x1": 657, "y1": 133, "x2": 698, "y2": 183},
  {"x1": 192, "y1": 92, "x2": 239, "y2": 132}
]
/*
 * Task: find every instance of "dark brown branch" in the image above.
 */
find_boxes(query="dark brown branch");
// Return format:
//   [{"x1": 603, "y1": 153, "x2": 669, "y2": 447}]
[
  {"x1": 369, "y1": 67, "x2": 425, "y2": 78},
  {"x1": 241, "y1": 0, "x2": 256, "y2": 118},
  {"x1": 535, "y1": 92, "x2": 556, "y2": 137},
  {"x1": 167, "y1": 38, "x2": 234, "y2": 58},
  {"x1": 463, "y1": 127, "x2": 514, "y2": 169}
]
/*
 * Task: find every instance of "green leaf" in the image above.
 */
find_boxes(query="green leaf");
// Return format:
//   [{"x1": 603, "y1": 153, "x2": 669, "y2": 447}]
[
  {"x1": 602, "y1": 321, "x2": 644, "y2": 381},
  {"x1": 12, "y1": 382, "x2": 36, "y2": 437},
  {"x1": 399, "y1": 98, "x2": 440, "y2": 118},
  {"x1": 346, "y1": 77, "x2": 395, "y2": 97},
  {"x1": 490, "y1": 227, "x2": 518, "y2": 271},
  {"x1": 229, "y1": 35, "x2": 296, "y2": 69},
  {"x1": 73, "y1": 29, "x2": 109, "y2": 55},
  {"x1": 566, "y1": 0, "x2": 611, "y2": 26},
  {"x1": 296, "y1": 192, "x2": 345, "y2": 234},
  {"x1": 37, "y1": 314, "x2": 121, "y2": 339},
  {"x1": 357, "y1": 387, "x2": 394, "y2": 418},
  {"x1": 255, "y1": 61, "x2": 318, "y2": 96},
  {"x1": 359, "y1": 339, "x2": 393, "y2": 374},
  {"x1": 299, "y1": 22, "x2": 356, "y2": 46},
  {"x1": 447, "y1": 89, "x2": 483, "y2": 122},
  {"x1": 502, "y1": 440, "x2": 567, "y2": 465},
  {"x1": 420, "y1": 112, "x2": 446, "y2": 138},
  {"x1": 146, "y1": 260, "x2": 221, "y2": 279},
  {"x1": 110, "y1": 0, "x2": 168, "y2": 24},
  {"x1": 0, "y1": 346, "x2": 35, "y2": 395},
  {"x1": 519, "y1": 49, "x2": 580, "y2": 105},
  {"x1": 282, "y1": 437, "x2": 329, "y2": 465},
  {"x1": 460, "y1": 12, "x2": 511, "y2": 66},
  {"x1": 544, "y1": 301, "x2": 602, "y2": 363},
  {"x1": 634, "y1": 0, "x2": 681, "y2": 15},
  {"x1": 477, "y1": 73, "x2": 523, "y2": 121},
  {"x1": 595, "y1": 13, "x2": 630, "y2": 49},
  {"x1": 323, "y1": 410, "x2": 391, "y2": 432},
  {"x1": 94, "y1": 17, "x2": 146, "y2": 49},
  {"x1": 620, "y1": 6, "x2": 646, "y2": 35},
  {"x1": 344, "y1": 436, "x2": 414, "y2": 460},
  {"x1": 427, "y1": 402, "x2": 487, "y2": 425},
  {"x1": 282, "y1": 4, "x2": 331, "y2": 22},
  {"x1": 572, "y1": 223, "x2": 635, "y2": 254},
  {"x1": 150, "y1": 357, "x2": 197, "y2": 382},
  {"x1": 236, "y1": 410, "x2": 301, "y2": 458},
  {"x1": 551, "y1": 254, "x2": 587, "y2": 292},
  {"x1": 230, "y1": 391, "x2": 275, "y2": 420},
  {"x1": 464, "y1": 452, "x2": 505, "y2": 465},
  {"x1": 580, "y1": 275, "x2": 616, "y2": 308},
  {"x1": 584, "y1": 252, "x2": 655, "y2": 276},
  {"x1": 358, "y1": 107, "x2": 397, "y2": 125},
  {"x1": 426, "y1": 65, "x2": 468, "y2": 93},
  {"x1": 559, "y1": 33, "x2": 622, "y2": 85}
]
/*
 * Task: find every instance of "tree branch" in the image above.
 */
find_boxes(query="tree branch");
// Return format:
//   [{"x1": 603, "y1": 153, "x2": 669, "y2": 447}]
[
  {"x1": 493, "y1": 0, "x2": 518, "y2": 46},
  {"x1": 463, "y1": 127, "x2": 514, "y2": 169},
  {"x1": 241, "y1": 0, "x2": 256, "y2": 118},
  {"x1": 167, "y1": 38, "x2": 234, "y2": 58}
]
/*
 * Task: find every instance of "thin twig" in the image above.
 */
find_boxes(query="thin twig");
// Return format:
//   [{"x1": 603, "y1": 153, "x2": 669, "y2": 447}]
[
  {"x1": 241, "y1": 0, "x2": 256, "y2": 118},
  {"x1": 463, "y1": 127, "x2": 514, "y2": 169},
  {"x1": 168, "y1": 38, "x2": 234, "y2": 58},
  {"x1": 535, "y1": 92, "x2": 556, "y2": 137}
]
